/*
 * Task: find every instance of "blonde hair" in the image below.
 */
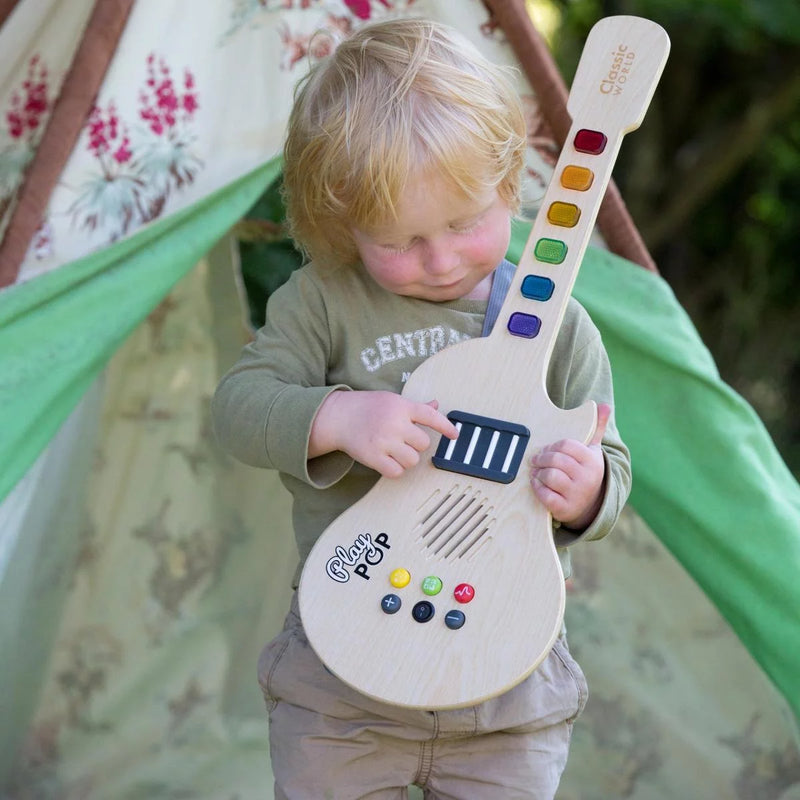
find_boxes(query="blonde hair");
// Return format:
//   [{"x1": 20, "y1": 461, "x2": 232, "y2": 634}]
[{"x1": 283, "y1": 18, "x2": 526, "y2": 267}]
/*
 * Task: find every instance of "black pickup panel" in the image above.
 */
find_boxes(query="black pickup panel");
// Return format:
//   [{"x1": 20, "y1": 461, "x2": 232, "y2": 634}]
[{"x1": 432, "y1": 411, "x2": 530, "y2": 484}]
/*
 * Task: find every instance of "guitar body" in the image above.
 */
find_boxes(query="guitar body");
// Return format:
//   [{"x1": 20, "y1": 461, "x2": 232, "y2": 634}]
[
  {"x1": 299, "y1": 15, "x2": 669, "y2": 709},
  {"x1": 301, "y1": 338, "x2": 596, "y2": 709}
]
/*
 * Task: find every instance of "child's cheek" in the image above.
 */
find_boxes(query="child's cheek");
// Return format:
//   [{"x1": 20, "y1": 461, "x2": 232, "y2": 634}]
[
  {"x1": 367, "y1": 251, "x2": 417, "y2": 290},
  {"x1": 469, "y1": 228, "x2": 508, "y2": 264}
]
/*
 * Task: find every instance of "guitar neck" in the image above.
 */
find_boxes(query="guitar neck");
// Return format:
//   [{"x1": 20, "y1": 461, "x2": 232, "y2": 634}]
[
  {"x1": 485, "y1": 16, "x2": 669, "y2": 394},
  {"x1": 487, "y1": 123, "x2": 624, "y2": 356}
]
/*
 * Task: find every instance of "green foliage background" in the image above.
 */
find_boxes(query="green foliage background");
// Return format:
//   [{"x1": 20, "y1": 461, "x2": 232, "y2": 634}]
[{"x1": 549, "y1": 0, "x2": 800, "y2": 476}]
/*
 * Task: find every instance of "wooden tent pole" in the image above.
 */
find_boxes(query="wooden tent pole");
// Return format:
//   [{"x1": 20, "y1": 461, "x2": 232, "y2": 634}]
[
  {"x1": 0, "y1": 0, "x2": 135, "y2": 288},
  {"x1": 483, "y1": 0, "x2": 659, "y2": 273},
  {"x1": 0, "y1": 0, "x2": 22, "y2": 30}
]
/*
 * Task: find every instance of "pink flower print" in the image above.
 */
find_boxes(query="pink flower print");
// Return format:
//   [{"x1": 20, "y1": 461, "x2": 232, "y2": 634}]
[
  {"x1": 182, "y1": 71, "x2": 198, "y2": 115},
  {"x1": 5, "y1": 55, "x2": 50, "y2": 142},
  {"x1": 342, "y1": 0, "x2": 398, "y2": 19},
  {"x1": 85, "y1": 102, "x2": 133, "y2": 175},
  {"x1": 139, "y1": 55, "x2": 198, "y2": 137},
  {"x1": 278, "y1": 16, "x2": 352, "y2": 71},
  {"x1": 6, "y1": 100, "x2": 24, "y2": 139},
  {"x1": 308, "y1": 35, "x2": 335, "y2": 61},
  {"x1": 343, "y1": 0, "x2": 372, "y2": 18},
  {"x1": 277, "y1": 23, "x2": 310, "y2": 71},
  {"x1": 30, "y1": 218, "x2": 54, "y2": 260},
  {"x1": 113, "y1": 135, "x2": 132, "y2": 164},
  {"x1": 71, "y1": 54, "x2": 203, "y2": 243}
]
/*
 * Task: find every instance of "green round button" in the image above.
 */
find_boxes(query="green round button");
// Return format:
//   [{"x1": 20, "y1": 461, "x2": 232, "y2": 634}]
[{"x1": 421, "y1": 576, "x2": 443, "y2": 596}]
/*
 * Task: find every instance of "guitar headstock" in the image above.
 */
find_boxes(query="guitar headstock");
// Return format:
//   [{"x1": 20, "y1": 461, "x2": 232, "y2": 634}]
[{"x1": 567, "y1": 16, "x2": 670, "y2": 135}]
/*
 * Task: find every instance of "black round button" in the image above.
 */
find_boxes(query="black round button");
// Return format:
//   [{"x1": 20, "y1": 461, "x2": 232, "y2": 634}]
[
  {"x1": 411, "y1": 600, "x2": 435, "y2": 623},
  {"x1": 444, "y1": 610, "x2": 466, "y2": 630},
  {"x1": 381, "y1": 594, "x2": 402, "y2": 614}
]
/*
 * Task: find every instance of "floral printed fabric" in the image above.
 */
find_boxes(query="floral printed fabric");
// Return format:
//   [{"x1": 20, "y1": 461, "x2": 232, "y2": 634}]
[
  {"x1": 0, "y1": 0, "x2": 95, "y2": 244},
  {"x1": 0, "y1": 0, "x2": 555, "y2": 284},
  {"x1": 69, "y1": 54, "x2": 202, "y2": 243}
]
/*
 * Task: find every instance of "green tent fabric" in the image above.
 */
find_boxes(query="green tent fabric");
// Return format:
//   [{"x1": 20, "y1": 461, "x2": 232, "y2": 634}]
[
  {"x1": 509, "y1": 220, "x2": 800, "y2": 722},
  {"x1": 1, "y1": 183, "x2": 797, "y2": 727},
  {"x1": 0, "y1": 158, "x2": 281, "y2": 507}
]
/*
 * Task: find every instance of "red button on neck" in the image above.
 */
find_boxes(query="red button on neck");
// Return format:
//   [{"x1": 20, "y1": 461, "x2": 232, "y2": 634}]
[{"x1": 574, "y1": 129, "x2": 607, "y2": 155}]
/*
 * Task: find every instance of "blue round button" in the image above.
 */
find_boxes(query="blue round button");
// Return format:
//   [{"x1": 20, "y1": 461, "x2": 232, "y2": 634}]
[
  {"x1": 444, "y1": 610, "x2": 466, "y2": 630},
  {"x1": 381, "y1": 594, "x2": 402, "y2": 614}
]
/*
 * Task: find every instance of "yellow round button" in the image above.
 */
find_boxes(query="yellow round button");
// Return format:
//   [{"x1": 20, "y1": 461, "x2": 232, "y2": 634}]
[{"x1": 390, "y1": 568, "x2": 411, "y2": 588}]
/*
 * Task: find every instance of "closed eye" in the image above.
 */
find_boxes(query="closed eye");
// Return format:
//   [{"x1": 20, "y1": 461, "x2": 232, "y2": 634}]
[
  {"x1": 383, "y1": 239, "x2": 416, "y2": 254},
  {"x1": 449, "y1": 212, "x2": 486, "y2": 234},
  {"x1": 450, "y1": 220, "x2": 479, "y2": 234}
]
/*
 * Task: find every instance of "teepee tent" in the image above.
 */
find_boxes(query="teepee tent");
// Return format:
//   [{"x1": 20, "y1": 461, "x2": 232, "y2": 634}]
[{"x1": 1, "y1": 1, "x2": 798, "y2": 797}]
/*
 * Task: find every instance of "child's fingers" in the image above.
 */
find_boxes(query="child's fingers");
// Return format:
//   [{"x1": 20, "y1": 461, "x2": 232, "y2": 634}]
[
  {"x1": 531, "y1": 474, "x2": 568, "y2": 518},
  {"x1": 419, "y1": 400, "x2": 459, "y2": 439},
  {"x1": 531, "y1": 464, "x2": 572, "y2": 495},
  {"x1": 404, "y1": 424, "x2": 434, "y2": 453},
  {"x1": 588, "y1": 403, "x2": 611, "y2": 447},
  {"x1": 531, "y1": 449, "x2": 576, "y2": 477}
]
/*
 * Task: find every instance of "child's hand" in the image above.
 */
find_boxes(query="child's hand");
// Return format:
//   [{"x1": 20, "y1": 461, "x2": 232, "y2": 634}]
[
  {"x1": 310, "y1": 390, "x2": 459, "y2": 478},
  {"x1": 529, "y1": 403, "x2": 611, "y2": 532}
]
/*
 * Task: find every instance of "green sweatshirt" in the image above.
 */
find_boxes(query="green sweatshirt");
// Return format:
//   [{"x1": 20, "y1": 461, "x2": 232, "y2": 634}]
[{"x1": 212, "y1": 260, "x2": 631, "y2": 585}]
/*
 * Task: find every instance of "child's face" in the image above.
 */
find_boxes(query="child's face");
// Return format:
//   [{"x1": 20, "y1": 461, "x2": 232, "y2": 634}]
[{"x1": 351, "y1": 172, "x2": 511, "y2": 302}]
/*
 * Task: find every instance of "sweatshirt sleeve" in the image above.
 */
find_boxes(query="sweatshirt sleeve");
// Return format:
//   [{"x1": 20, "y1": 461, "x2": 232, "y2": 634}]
[
  {"x1": 211, "y1": 268, "x2": 354, "y2": 487},
  {"x1": 547, "y1": 300, "x2": 632, "y2": 548}
]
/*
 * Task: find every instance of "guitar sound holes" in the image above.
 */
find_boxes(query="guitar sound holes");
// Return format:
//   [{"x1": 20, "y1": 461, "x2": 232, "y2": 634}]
[
  {"x1": 416, "y1": 487, "x2": 496, "y2": 561},
  {"x1": 440, "y1": 514, "x2": 491, "y2": 559},
  {"x1": 418, "y1": 488, "x2": 468, "y2": 528},
  {"x1": 424, "y1": 493, "x2": 477, "y2": 546}
]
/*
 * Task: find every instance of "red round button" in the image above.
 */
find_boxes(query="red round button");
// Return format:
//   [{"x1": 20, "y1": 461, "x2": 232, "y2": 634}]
[{"x1": 453, "y1": 583, "x2": 475, "y2": 603}]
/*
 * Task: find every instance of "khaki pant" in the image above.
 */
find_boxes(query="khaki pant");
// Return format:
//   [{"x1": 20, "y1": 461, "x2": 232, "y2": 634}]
[{"x1": 259, "y1": 593, "x2": 587, "y2": 799}]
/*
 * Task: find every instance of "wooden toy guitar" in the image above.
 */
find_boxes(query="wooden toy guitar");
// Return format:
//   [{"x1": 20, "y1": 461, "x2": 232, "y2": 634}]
[{"x1": 299, "y1": 16, "x2": 669, "y2": 709}]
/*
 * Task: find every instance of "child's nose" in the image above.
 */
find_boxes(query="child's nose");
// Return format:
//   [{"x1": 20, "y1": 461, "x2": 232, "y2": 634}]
[{"x1": 423, "y1": 239, "x2": 457, "y2": 275}]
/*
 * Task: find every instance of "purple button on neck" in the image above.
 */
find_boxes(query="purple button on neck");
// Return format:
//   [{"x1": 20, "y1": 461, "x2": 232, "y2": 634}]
[{"x1": 508, "y1": 312, "x2": 541, "y2": 338}]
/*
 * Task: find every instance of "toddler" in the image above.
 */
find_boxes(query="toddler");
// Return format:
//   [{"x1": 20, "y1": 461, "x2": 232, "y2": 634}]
[{"x1": 213, "y1": 17, "x2": 631, "y2": 799}]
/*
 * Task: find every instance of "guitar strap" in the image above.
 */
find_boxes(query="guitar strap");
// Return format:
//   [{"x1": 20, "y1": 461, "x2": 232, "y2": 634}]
[{"x1": 481, "y1": 258, "x2": 516, "y2": 337}]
